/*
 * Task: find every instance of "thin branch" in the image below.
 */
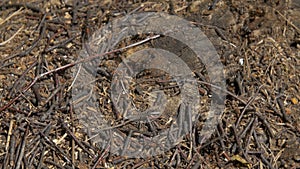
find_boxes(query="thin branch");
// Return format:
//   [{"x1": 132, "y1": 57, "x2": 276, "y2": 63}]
[{"x1": 0, "y1": 25, "x2": 24, "y2": 46}]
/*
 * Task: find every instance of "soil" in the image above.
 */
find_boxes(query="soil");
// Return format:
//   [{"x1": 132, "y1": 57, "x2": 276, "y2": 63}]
[{"x1": 0, "y1": 0, "x2": 299, "y2": 168}]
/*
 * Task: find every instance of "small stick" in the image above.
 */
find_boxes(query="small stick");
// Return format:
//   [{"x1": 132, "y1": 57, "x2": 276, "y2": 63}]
[
  {"x1": 254, "y1": 111, "x2": 274, "y2": 138},
  {"x1": 236, "y1": 85, "x2": 264, "y2": 126},
  {"x1": 44, "y1": 35, "x2": 79, "y2": 53},
  {"x1": 15, "y1": 125, "x2": 29, "y2": 169},
  {"x1": 132, "y1": 158, "x2": 152, "y2": 168},
  {"x1": 37, "y1": 143, "x2": 46, "y2": 169},
  {"x1": 276, "y1": 97, "x2": 290, "y2": 122},
  {"x1": 245, "y1": 117, "x2": 257, "y2": 154},
  {"x1": 231, "y1": 125, "x2": 242, "y2": 153},
  {"x1": 231, "y1": 125, "x2": 251, "y2": 162},
  {"x1": 43, "y1": 160, "x2": 64, "y2": 169},
  {"x1": 8, "y1": 60, "x2": 38, "y2": 98},
  {"x1": 61, "y1": 121, "x2": 95, "y2": 158},
  {"x1": 43, "y1": 85, "x2": 63, "y2": 106},
  {"x1": 0, "y1": 25, "x2": 24, "y2": 46},
  {"x1": 31, "y1": 84, "x2": 41, "y2": 106},
  {"x1": 91, "y1": 145, "x2": 110, "y2": 169},
  {"x1": 27, "y1": 140, "x2": 40, "y2": 167},
  {"x1": 275, "y1": 9, "x2": 300, "y2": 33},
  {"x1": 40, "y1": 132, "x2": 73, "y2": 165},
  {"x1": 0, "y1": 7, "x2": 24, "y2": 25},
  {"x1": 216, "y1": 124, "x2": 225, "y2": 151},
  {"x1": 177, "y1": 103, "x2": 185, "y2": 138},
  {"x1": 239, "y1": 116, "x2": 255, "y2": 139},
  {"x1": 170, "y1": 148, "x2": 179, "y2": 166},
  {"x1": 252, "y1": 130, "x2": 261, "y2": 149},
  {"x1": 208, "y1": 0, "x2": 221, "y2": 10},
  {"x1": 259, "y1": 154, "x2": 275, "y2": 169},
  {"x1": 5, "y1": 119, "x2": 15, "y2": 151},
  {"x1": 71, "y1": 0, "x2": 79, "y2": 25},
  {"x1": 2, "y1": 149, "x2": 9, "y2": 169},
  {"x1": 67, "y1": 64, "x2": 81, "y2": 91},
  {"x1": 121, "y1": 130, "x2": 133, "y2": 156},
  {"x1": 177, "y1": 146, "x2": 189, "y2": 162},
  {"x1": 1, "y1": 3, "x2": 40, "y2": 13},
  {"x1": 36, "y1": 124, "x2": 52, "y2": 169},
  {"x1": 70, "y1": 105, "x2": 76, "y2": 169},
  {"x1": 9, "y1": 134, "x2": 16, "y2": 167}
]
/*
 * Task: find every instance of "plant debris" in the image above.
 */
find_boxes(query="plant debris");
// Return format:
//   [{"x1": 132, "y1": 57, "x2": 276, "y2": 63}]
[{"x1": 0, "y1": 0, "x2": 299, "y2": 168}]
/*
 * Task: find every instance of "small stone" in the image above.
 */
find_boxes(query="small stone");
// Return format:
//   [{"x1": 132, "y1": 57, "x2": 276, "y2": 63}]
[
  {"x1": 291, "y1": 97, "x2": 298, "y2": 104},
  {"x1": 294, "y1": 155, "x2": 300, "y2": 162},
  {"x1": 189, "y1": 1, "x2": 202, "y2": 13},
  {"x1": 285, "y1": 108, "x2": 292, "y2": 115},
  {"x1": 0, "y1": 75, "x2": 5, "y2": 80}
]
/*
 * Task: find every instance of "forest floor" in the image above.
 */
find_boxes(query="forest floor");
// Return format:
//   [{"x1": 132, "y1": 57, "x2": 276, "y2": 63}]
[{"x1": 0, "y1": 0, "x2": 299, "y2": 168}]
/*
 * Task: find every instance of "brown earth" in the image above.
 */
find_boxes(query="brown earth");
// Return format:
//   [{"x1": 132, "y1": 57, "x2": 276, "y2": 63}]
[{"x1": 0, "y1": 0, "x2": 299, "y2": 168}]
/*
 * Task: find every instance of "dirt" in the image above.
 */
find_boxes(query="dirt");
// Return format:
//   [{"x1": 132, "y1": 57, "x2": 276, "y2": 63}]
[{"x1": 0, "y1": 0, "x2": 299, "y2": 168}]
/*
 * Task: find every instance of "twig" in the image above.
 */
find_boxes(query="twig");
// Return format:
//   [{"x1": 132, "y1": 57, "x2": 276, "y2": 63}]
[
  {"x1": 2, "y1": 148, "x2": 9, "y2": 169},
  {"x1": 216, "y1": 123, "x2": 225, "y2": 151},
  {"x1": 67, "y1": 64, "x2": 81, "y2": 91},
  {"x1": 132, "y1": 158, "x2": 152, "y2": 168},
  {"x1": 44, "y1": 160, "x2": 64, "y2": 169},
  {"x1": 231, "y1": 125, "x2": 251, "y2": 163},
  {"x1": 71, "y1": 0, "x2": 79, "y2": 25},
  {"x1": 208, "y1": 0, "x2": 221, "y2": 10},
  {"x1": 36, "y1": 124, "x2": 52, "y2": 169},
  {"x1": 37, "y1": 142, "x2": 46, "y2": 169},
  {"x1": 245, "y1": 117, "x2": 257, "y2": 154},
  {"x1": 259, "y1": 154, "x2": 275, "y2": 169},
  {"x1": 253, "y1": 130, "x2": 275, "y2": 169},
  {"x1": 15, "y1": 125, "x2": 29, "y2": 169},
  {"x1": 27, "y1": 140, "x2": 41, "y2": 167},
  {"x1": 0, "y1": 7, "x2": 24, "y2": 25},
  {"x1": 1, "y1": 3, "x2": 40, "y2": 13},
  {"x1": 195, "y1": 80, "x2": 247, "y2": 105},
  {"x1": 0, "y1": 25, "x2": 24, "y2": 46},
  {"x1": 236, "y1": 85, "x2": 264, "y2": 126},
  {"x1": 121, "y1": 130, "x2": 133, "y2": 156},
  {"x1": 177, "y1": 146, "x2": 189, "y2": 162},
  {"x1": 239, "y1": 116, "x2": 255, "y2": 139},
  {"x1": 40, "y1": 132, "x2": 73, "y2": 165},
  {"x1": 276, "y1": 97, "x2": 290, "y2": 122},
  {"x1": 5, "y1": 119, "x2": 15, "y2": 151},
  {"x1": 31, "y1": 84, "x2": 41, "y2": 106},
  {"x1": 61, "y1": 120, "x2": 95, "y2": 158},
  {"x1": 44, "y1": 35, "x2": 79, "y2": 53},
  {"x1": 275, "y1": 9, "x2": 300, "y2": 34},
  {"x1": 9, "y1": 134, "x2": 16, "y2": 167},
  {"x1": 70, "y1": 105, "x2": 75, "y2": 169},
  {"x1": 91, "y1": 145, "x2": 110, "y2": 169},
  {"x1": 8, "y1": 60, "x2": 38, "y2": 98},
  {"x1": 254, "y1": 111, "x2": 274, "y2": 138},
  {"x1": 43, "y1": 85, "x2": 63, "y2": 106}
]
